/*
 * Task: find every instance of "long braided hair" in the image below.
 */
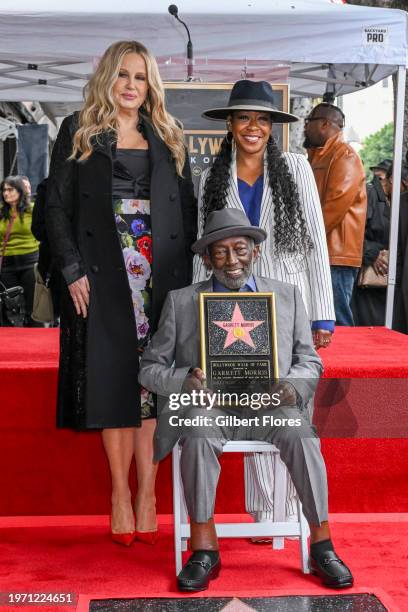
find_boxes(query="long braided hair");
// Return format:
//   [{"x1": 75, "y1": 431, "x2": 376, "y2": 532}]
[{"x1": 202, "y1": 133, "x2": 313, "y2": 255}]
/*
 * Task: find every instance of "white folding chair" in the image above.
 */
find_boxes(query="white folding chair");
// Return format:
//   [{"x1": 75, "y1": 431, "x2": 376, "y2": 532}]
[{"x1": 172, "y1": 440, "x2": 310, "y2": 575}]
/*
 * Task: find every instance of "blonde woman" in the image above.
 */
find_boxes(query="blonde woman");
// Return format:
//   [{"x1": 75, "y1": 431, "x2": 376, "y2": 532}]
[{"x1": 46, "y1": 41, "x2": 196, "y2": 546}]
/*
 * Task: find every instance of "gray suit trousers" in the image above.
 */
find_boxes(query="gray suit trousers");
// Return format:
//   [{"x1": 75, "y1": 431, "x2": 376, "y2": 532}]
[{"x1": 179, "y1": 404, "x2": 328, "y2": 526}]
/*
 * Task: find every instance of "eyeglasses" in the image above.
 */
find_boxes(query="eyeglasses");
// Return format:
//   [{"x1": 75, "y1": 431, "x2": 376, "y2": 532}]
[{"x1": 304, "y1": 116, "x2": 326, "y2": 125}]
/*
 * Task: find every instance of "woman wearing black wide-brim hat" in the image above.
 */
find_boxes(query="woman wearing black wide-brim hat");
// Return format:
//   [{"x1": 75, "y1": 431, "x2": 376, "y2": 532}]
[{"x1": 193, "y1": 79, "x2": 335, "y2": 530}]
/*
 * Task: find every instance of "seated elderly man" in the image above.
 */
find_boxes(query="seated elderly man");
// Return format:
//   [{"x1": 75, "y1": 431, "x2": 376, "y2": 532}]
[{"x1": 139, "y1": 208, "x2": 352, "y2": 592}]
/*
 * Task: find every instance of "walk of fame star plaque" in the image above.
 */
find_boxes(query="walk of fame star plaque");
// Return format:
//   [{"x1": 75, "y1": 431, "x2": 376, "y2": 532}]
[{"x1": 199, "y1": 292, "x2": 279, "y2": 395}]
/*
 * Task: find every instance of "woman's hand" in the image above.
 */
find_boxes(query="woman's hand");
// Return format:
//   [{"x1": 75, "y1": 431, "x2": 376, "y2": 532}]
[
  {"x1": 68, "y1": 275, "x2": 90, "y2": 318},
  {"x1": 372, "y1": 250, "x2": 389, "y2": 276}
]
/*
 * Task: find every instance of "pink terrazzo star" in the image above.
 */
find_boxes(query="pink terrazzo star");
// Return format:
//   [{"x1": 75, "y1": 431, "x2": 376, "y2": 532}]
[{"x1": 213, "y1": 302, "x2": 264, "y2": 349}]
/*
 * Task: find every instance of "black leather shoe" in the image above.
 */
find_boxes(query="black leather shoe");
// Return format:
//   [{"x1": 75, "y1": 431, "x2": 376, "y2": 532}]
[
  {"x1": 177, "y1": 551, "x2": 221, "y2": 592},
  {"x1": 310, "y1": 550, "x2": 353, "y2": 588}
]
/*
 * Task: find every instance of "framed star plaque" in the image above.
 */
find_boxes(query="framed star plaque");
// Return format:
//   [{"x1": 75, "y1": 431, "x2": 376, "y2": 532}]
[{"x1": 199, "y1": 292, "x2": 279, "y2": 395}]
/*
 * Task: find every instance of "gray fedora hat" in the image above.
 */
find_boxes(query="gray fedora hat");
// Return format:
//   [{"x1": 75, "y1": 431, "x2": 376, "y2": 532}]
[
  {"x1": 192, "y1": 209, "x2": 267, "y2": 255},
  {"x1": 202, "y1": 80, "x2": 298, "y2": 124}
]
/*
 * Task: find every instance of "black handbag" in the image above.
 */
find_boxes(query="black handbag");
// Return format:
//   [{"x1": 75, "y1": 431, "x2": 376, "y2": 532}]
[
  {"x1": 0, "y1": 281, "x2": 25, "y2": 327},
  {"x1": 0, "y1": 217, "x2": 25, "y2": 327}
]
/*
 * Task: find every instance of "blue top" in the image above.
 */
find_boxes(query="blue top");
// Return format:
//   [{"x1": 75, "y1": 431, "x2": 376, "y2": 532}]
[
  {"x1": 236, "y1": 176, "x2": 334, "y2": 334},
  {"x1": 311, "y1": 320, "x2": 334, "y2": 332},
  {"x1": 237, "y1": 175, "x2": 264, "y2": 227}
]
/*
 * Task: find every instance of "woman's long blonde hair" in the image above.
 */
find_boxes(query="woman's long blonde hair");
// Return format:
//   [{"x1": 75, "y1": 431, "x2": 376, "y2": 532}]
[{"x1": 70, "y1": 40, "x2": 186, "y2": 175}]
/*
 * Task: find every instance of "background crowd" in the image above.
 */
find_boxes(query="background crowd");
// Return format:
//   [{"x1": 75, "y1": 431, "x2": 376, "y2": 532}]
[{"x1": 2, "y1": 99, "x2": 407, "y2": 332}]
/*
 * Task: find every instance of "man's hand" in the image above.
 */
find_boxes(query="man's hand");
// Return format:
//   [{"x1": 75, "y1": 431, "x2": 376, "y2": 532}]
[
  {"x1": 271, "y1": 381, "x2": 297, "y2": 407},
  {"x1": 312, "y1": 329, "x2": 332, "y2": 349},
  {"x1": 182, "y1": 368, "x2": 216, "y2": 409},
  {"x1": 68, "y1": 275, "x2": 90, "y2": 318},
  {"x1": 182, "y1": 368, "x2": 207, "y2": 393}
]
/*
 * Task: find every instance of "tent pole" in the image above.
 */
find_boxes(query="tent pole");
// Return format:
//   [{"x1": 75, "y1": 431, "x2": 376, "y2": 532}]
[{"x1": 385, "y1": 64, "x2": 406, "y2": 328}]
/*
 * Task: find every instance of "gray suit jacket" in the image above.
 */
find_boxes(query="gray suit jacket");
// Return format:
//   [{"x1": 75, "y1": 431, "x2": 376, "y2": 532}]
[{"x1": 139, "y1": 275, "x2": 323, "y2": 461}]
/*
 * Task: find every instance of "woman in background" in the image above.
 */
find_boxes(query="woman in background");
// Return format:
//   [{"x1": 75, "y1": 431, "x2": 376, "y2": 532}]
[
  {"x1": 46, "y1": 40, "x2": 196, "y2": 545},
  {"x1": 351, "y1": 171, "x2": 391, "y2": 326},
  {"x1": 0, "y1": 175, "x2": 39, "y2": 326},
  {"x1": 353, "y1": 164, "x2": 408, "y2": 326}
]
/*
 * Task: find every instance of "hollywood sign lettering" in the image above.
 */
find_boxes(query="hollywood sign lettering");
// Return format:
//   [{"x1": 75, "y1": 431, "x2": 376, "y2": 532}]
[{"x1": 186, "y1": 136, "x2": 224, "y2": 156}]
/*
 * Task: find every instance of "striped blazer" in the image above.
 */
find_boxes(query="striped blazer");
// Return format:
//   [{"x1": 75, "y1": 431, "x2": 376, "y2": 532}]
[{"x1": 192, "y1": 152, "x2": 335, "y2": 322}]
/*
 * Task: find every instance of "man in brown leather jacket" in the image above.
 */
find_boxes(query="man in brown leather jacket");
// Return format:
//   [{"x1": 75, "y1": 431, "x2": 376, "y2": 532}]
[{"x1": 304, "y1": 103, "x2": 367, "y2": 325}]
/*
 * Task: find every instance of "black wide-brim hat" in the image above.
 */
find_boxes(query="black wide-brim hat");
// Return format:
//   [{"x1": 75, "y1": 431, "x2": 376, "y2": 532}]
[
  {"x1": 202, "y1": 80, "x2": 298, "y2": 124},
  {"x1": 192, "y1": 209, "x2": 267, "y2": 255},
  {"x1": 369, "y1": 159, "x2": 393, "y2": 172}
]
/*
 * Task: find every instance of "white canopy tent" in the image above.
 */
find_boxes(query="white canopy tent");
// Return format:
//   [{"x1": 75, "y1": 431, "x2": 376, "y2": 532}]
[
  {"x1": 0, "y1": 0, "x2": 407, "y2": 324},
  {"x1": 0, "y1": 0, "x2": 406, "y2": 101}
]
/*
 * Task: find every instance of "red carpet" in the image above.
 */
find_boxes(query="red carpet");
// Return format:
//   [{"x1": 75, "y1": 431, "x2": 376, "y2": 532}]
[
  {"x1": 1, "y1": 325, "x2": 406, "y2": 375},
  {"x1": 1, "y1": 328, "x2": 407, "y2": 609},
  {"x1": 0, "y1": 327, "x2": 408, "y2": 515},
  {"x1": 0, "y1": 514, "x2": 406, "y2": 612},
  {"x1": 319, "y1": 326, "x2": 408, "y2": 377}
]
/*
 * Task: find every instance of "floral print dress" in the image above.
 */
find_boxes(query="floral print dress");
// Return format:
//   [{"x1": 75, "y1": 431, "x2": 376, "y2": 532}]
[{"x1": 113, "y1": 149, "x2": 155, "y2": 419}]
